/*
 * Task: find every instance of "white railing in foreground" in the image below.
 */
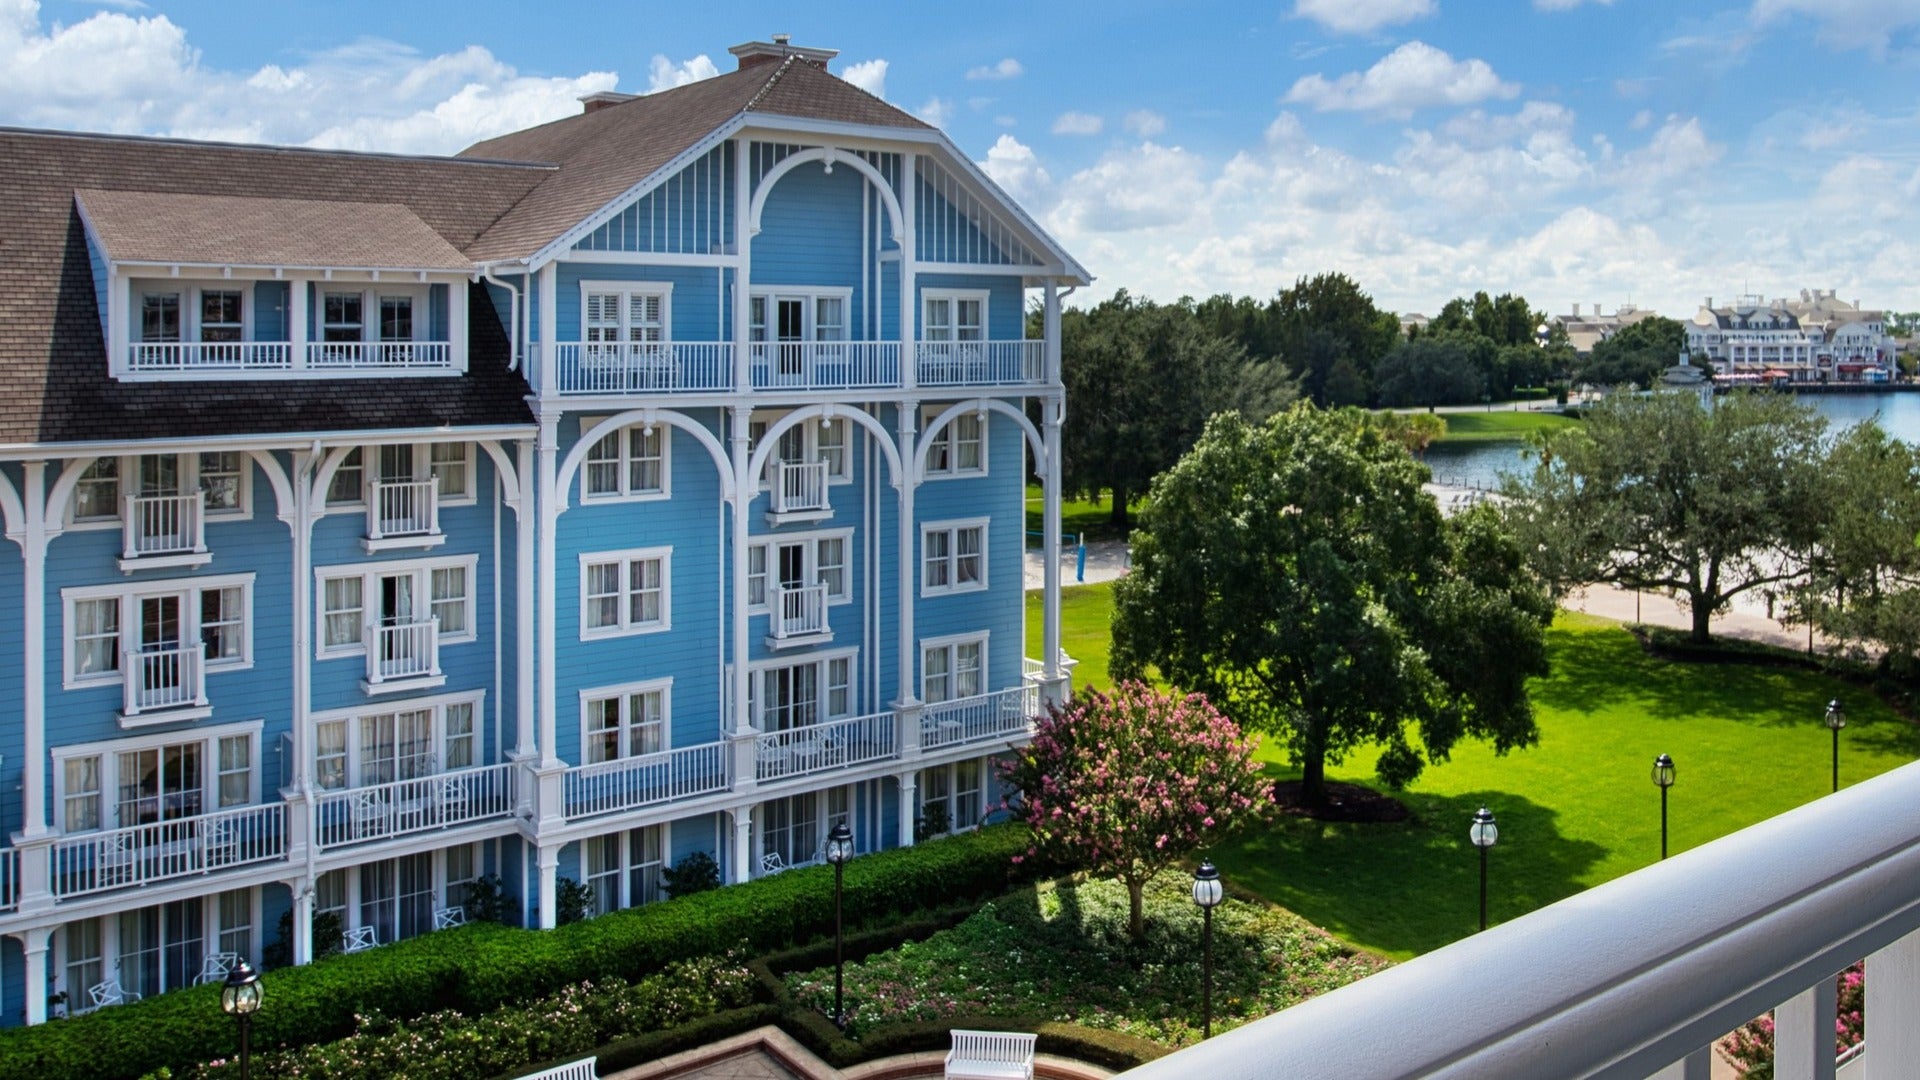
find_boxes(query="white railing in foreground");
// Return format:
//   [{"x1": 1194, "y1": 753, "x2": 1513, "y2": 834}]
[
  {"x1": 564, "y1": 742, "x2": 730, "y2": 821},
  {"x1": 1118, "y1": 757, "x2": 1920, "y2": 1080},
  {"x1": 755, "y1": 712, "x2": 896, "y2": 782},
  {"x1": 917, "y1": 340, "x2": 1045, "y2": 386},
  {"x1": 50, "y1": 803, "x2": 286, "y2": 898},
  {"x1": 921, "y1": 685, "x2": 1038, "y2": 750}
]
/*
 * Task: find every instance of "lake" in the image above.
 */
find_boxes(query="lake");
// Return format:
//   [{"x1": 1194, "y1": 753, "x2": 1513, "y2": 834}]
[{"x1": 1423, "y1": 392, "x2": 1920, "y2": 490}]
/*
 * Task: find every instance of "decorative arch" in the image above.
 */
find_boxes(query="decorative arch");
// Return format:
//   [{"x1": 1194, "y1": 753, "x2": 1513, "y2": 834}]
[
  {"x1": 748, "y1": 148, "x2": 904, "y2": 241},
  {"x1": 915, "y1": 399, "x2": 1046, "y2": 487},
  {"x1": 44, "y1": 455, "x2": 101, "y2": 532},
  {"x1": 308, "y1": 445, "x2": 361, "y2": 523},
  {"x1": 557, "y1": 409, "x2": 734, "y2": 511},
  {"x1": 747, "y1": 404, "x2": 905, "y2": 492},
  {"x1": 0, "y1": 466, "x2": 24, "y2": 542},
  {"x1": 475, "y1": 440, "x2": 525, "y2": 511},
  {"x1": 245, "y1": 450, "x2": 296, "y2": 527}
]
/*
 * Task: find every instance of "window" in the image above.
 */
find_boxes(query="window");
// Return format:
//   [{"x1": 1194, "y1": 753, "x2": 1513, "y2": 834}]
[
  {"x1": 323, "y1": 292, "x2": 365, "y2": 343},
  {"x1": 118, "y1": 898, "x2": 203, "y2": 1001},
  {"x1": 922, "y1": 521, "x2": 987, "y2": 596},
  {"x1": 199, "y1": 452, "x2": 244, "y2": 514},
  {"x1": 140, "y1": 292, "x2": 182, "y2": 343},
  {"x1": 445, "y1": 843, "x2": 480, "y2": 908},
  {"x1": 216, "y1": 735, "x2": 251, "y2": 807},
  {"x1": 581, "y1": 681, "x2": 669, "y2": 765},
  {"x1": 199, "y1": 291, "x2": 244, "y2": 343},
  {"x1": 64, "y1": 575, "x2": 254, "y2": 686},
  {"x1": 954, "y1": 759, "x2": 984, "y2": 829},
  {"x1": 746, "y1": 290, "x2": 849, "y2": 344},
  {"x1": 310, "y1": 695, "x2": 483, "y2": 789},
  {"x1": 924, "y1": 410, "x2": 986, "y2": 477},
  {"x1": 73, "y1": 458, "x2": 119, "y2": 521},
  {"x1": 316, "y1": 556, "x2": 476, "y2": 655},
  {"x1": 63, "y1": 757, "x2": 102, "y2": 832},
  {"x1": 62, "y1": 919, "x2": 103, "y2": 1008},
  {"x1": 762, "y1": 794, "x2": 819, "y2": 870},
  {"x1": 923, "y1": 292, "x2": 987, "y2": 342},
  {"x1": 68, "y1": 453, "x2": 250, "y2": 524},
  {"x1": 72, "y1": 598, "x2": 120, "y2": 679},
  {"x1": 923, "y1": 634, "x2": 986, "y2": 704},
  {"x1": 430, "y1": 567, "x2": 467, "y2": 636},
  {"x1": 379, "y1": 295, "x2": 414, "y2": 343},
  {"x1": 322, "y1": 577, "x2": 364, "y2": 650},
  {"x1": 583, "y1": 825, "x2": 666, "y2": 917},
  {"x1": 751, "y1": 652, "x2": 855, "y2": 732},
  {"x1": 52, "y1": 723, "x2": 261, "y2": 832},
  {"x1": 430, "y1": 443, "x2": 470, "y2": 500},
  {"x1": 749, "y1": 411, "x2": 852, "y2": 484},
  {"x1": 581, "y1": 423, "x2": 669, "y2": 501},
  {"x1": 579, "y1": 548, "x2": 670, "y2": 638},
  {"x1": 327, "y1": 449, "x2": 364, "y2": 506},
  {"x1": 814, "y1": 296, "x2": 846, "y2": 342},
  {"x1": 918, "y1": 757, "x2": 990, "y2": 836},
  {"x1": 581, "y1": 284, "x2": 670, "y2": 346},
  {"x1": 216, "y1": 889, "x2": 253, "y2": 960},
  {"x1": 746, "y1": 530, "x2": 854, "y2": 611},
  {"x1": 444, "y1": 702, "x2": 475, "y2": 770},
  {"x1": 327, "y1": 443, "x2": 470, "y2": 506},
  {"x1": 201, "y1": 586, "x2": 245, "y2": 663}
]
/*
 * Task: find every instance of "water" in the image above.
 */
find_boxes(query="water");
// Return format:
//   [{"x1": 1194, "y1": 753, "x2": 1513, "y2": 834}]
[{"x1": 1422, "y1": 392, "x2": 1920, "y2": 491}]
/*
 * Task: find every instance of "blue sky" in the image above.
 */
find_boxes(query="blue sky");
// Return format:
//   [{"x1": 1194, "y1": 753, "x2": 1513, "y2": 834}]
[{"x1": 6, "y1": 0, "x2": 1918, "y2": 317}]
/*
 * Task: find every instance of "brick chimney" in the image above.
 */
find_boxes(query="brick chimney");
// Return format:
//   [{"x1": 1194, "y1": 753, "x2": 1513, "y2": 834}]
[
  {"x1": 729, "y1": 35, "x2": 839, "y2": 71},
  {"x1": 579, "y1": 90, "x2": 639, "y2": 114}
]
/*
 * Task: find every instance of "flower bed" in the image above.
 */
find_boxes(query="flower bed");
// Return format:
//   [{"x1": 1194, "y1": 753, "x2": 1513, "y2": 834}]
[{"x1": 784, "y1": 873, "x2": 1388, "y2": 1047}]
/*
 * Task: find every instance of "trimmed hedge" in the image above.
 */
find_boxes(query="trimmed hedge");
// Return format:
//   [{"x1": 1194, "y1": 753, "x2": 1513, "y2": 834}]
[{"x1": 0, "y1": 825, "x2": 1044, "y2": 1080}]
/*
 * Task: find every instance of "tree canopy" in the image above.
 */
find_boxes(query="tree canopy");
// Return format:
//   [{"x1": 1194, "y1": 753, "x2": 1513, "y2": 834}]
[
  {"x1": 1576, "y1": 316, "x2": 1687, "y2": 389},
  {"x1": 1113, "y1": 405, "x2": 1554, "y2": 807},
  {"x1": 1791, "y1": 421, "x2": 1920, "y2": 671}
]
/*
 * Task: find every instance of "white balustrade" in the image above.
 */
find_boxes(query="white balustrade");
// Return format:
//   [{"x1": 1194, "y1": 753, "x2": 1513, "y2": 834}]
[
  {"x1": 306, "y1": 341, "x2": 455, "y2": 370},
  {"x1": 1023, "y1": 652, "x2": 1074, "y2": 682},
  {"x1": 749, "y1": 341, "x2": 900, "y2": 391},
  {"x1": 365, "y1": 617, "x2": 439, "y2": 684},
  {"x1": 367, "y1": 479, "x2": 439, "y2": 541},
  {"x1": 50, "y1": 803, "x2": 286, "y2": 898},
  {"x1": 563, "y1": 742, "x2": 731, "y2": 821},
  {"x1": 917, "y1": 340, "x2": 1045, "y2": 387},
  {"x1": 126, "y1": 342, "x2": 294, "y2": 373},
  {"x1": 755, "y1": 712, "x2": 896, "y2": 782},
  {"x1": 769, "y1": 582, "x2": 829, "y2": 639},
  {"x1": 921, "y1": 685, "x2": 1038, "y2": 750},
  {"x1": 312, "y1": 764, "x2": 517, "y2": 848},
  {"x1": 122, "y1": 646, "x2": 205, "y2": 715},
  {"x1": 771, "y1": 460, "x2": 830, "y2": 515},
  {"x1": 122, "y1": 492, "x2": 205, "y2": 559},
  {"x1": 1116, "y1": 757, "x2": 1920, "y2": 1080},
  {"x1": 554, "y1": 342, "x2": 733, "y2": 394}
]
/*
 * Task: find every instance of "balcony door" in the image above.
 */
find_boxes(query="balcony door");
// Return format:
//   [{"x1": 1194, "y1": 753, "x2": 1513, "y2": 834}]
[
  {"x1": 760, "y1": 664, "x2": 819, "y2": 733},
  {"x1": 775, "y1": 297, "x2": 806, "y2": 378},
  {"x1": 115, "y1": 742, "x2": 203, "y2": 827}
]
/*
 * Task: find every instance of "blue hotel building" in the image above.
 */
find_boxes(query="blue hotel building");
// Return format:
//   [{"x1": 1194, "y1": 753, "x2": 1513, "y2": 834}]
[{"x1": 0, "y1": 37, "x2": 1085, "y2": 1025}]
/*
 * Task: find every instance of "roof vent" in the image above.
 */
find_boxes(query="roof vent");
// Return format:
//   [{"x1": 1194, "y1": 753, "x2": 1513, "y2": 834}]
[
  {"x1": 729, "y1": 37, "x2": 839, "y2": 71},
  {"x1": 579, "y1": 90, "x2": 639, "y2": 114}
]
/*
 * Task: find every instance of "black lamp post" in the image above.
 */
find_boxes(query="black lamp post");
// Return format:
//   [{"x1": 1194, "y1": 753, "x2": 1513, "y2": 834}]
[
  {"x1": 1825, "y1": 699, "x2": 1846, "y2": 794},
  {"x1": 1652, "y1": 753, "x2": 1676, "y2": 859},
  {"x1": 219, "y1": 959, "x2": 263, "y2": 1080},
  {"x1": 1191, "y1": 861, "x2": 1224, "y2": 1038},
  {"x1": 1469, "y1": 808, "x2": 1498, "y2": 932},
  {"x1": 823, "y1": 821, "x2": 854, "y2": 1028}
]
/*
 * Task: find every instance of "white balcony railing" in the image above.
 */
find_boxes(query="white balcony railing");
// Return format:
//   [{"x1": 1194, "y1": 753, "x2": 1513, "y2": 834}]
[
  {"x1": 564, "y1": 742, "x2": 731, "y2": 821},
  {"x1": 307, "y1": 342, "x2": 455, "y2": 370},
  {"x1": 1118, "y1": 758, "x2": 1920, "y2": 1080},
  {"x1": 771, "y1": 460, "x2": 830, "y2": 515},
  {"x1": 126, "y1": 342, "x2": 295, "y2": 374},
  {"x1": 49, "y1": 803, "x2": 286, "y2": 899},
  {"x1": 122, "y1": 492, "x2": 205, "y2": 560},
  {"x1": 921, "y1": 685, "x2": 1038, "y2": 751},
  {"x1": 749, "y1": 342, "x2": 900, "y2": 391},
  {"x1": 1023, "y1": 652, "x2": 1075, "y2": 682},
  {"x1": 768, "y1": 582, "x2": 830, "y2": 640},
  {"x1": 554, "y1": 342, "x2": 733, "y2": 395},
  {"x1": 122, "y1": 646, "x2": 206, "y2": 716},
  {"x1": 312, "y1": 764, "x2": 517, "y2": 849},
  {"x1": 367, "y1": 479, "x2": 439, "y2": 541},
  {"x1": 0, "y1": 846, "x2": 18, "y2": 913},
  {"x1": 917, "y1": 340, "x2": 1045, "y2": 387},
  {"x1": 755, "y1": 711, "x2": 897, "y2": 783},
  {"x1": 365, "y1": 617, "x2": 439, "y2": 685}
]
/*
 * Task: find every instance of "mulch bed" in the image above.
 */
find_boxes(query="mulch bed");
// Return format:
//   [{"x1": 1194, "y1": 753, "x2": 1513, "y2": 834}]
[{"x1": 1271, "y1": 780, "x2": 1411, "y2": 823}]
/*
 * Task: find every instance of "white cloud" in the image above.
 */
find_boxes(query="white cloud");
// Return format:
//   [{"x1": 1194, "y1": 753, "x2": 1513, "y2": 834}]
[
  {"x1": 965, "y1": 57, "x2": 1023, "y2": 80},
  {"x1": 1051, "y1": 110, "x2": 1104, "y2": 135},
  {"x1": 979, "y1": 133, "x2": 1053, "y2": 208},
  {"x1": 646, "y1": 53, "x2": 717, "y2": 92},
  {"x1": 1616, "y1": 115, "x2": 1723, "y2": 185},
  {"x1": 1629, "y1": 109, "x2": 1652, "y2": 130},
  {"x1": 840, "y1": 58, "x2": 888, "y2": 97},
  {"x1": 1123, "y1": 109, "x2": 1167, "y2": 138},
  {"x1": 1284, "y1": 41, "x2": 1518, "y2": 117},
  {"x1": 1292, "y1": 0, "x2": 1436, "y2": 35},
  {"x1": 1535, "y1": 0, "x2": 1614, "y2": 9},
  {"x1": 917, "y1": 97, "x2": 953, "y2": 128},
  {"x1": 1752, "y1": 0, "x2": 1920, "y2": 56}
]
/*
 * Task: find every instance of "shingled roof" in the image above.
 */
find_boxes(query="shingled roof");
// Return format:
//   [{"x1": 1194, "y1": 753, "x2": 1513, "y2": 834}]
[{"x1": 76, "y1": 189, "x2": 473, "y2": 272}]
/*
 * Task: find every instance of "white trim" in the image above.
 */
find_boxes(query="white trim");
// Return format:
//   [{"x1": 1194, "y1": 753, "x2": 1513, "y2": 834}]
[
  {"x1": 308, "y1": 690, "x2": 487, "y2": 790},
  {"x1": 744, "y1": 645, "x2": 861, "y2": 728},
  {"x1": 578, "y1": 819, "x2": 673, "y2": 915},
  {"x1": 920, "y1": 517, "x2": 990, "y2": 597},
  {"x1": 60, "y1": 572, "x2": 257, "y2": 690},
  {"x1": 577, "y1": 546, "x2": 673, "y2": 640},
  {"x1": 564, "y1": 250, "x2": 738, "y2": 268},
  {"x1": 745, "y1": 527, "x2": 855, "y2": 613},
  {"x1": 578, "y1": 278, "x2": 674, "y2": 344},
  {"x1": 919, "y1": 405, "x2": 989, "y2": 480},
  {"x1": 312, "y1": 553, "x2": 480, "y2": 659},
  {"x1": 576, "y1": 675, "x2": 675, "y2": 763},
  {"x1": 50, "y1": 718, "x2": 266, "y2": 833},
  {"x1": 920, "y1": 288, "x2": 992, "y2": 341},
  {"x1": 308, "y1": 687, "x2": 488, "y2": 725},
  {"x1": 919, "y1": 629, "x2": 990, "y2": 704},
  {"x1": 576, "y1": 415, "x2": 673, "y2": 505}
]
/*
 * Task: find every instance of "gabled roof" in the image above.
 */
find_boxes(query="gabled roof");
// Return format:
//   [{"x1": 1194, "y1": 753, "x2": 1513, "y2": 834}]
[{"x1": 75, "y1": 189, "x2": 471, "y2": 272}]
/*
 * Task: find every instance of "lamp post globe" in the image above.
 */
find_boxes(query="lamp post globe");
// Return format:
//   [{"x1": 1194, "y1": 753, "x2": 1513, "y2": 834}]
[
  {"x1": 1826, "y1": 699, "x2": 1846, "y2": 794},
  {"x1": 1652, "y1": 754, "x2": 1675, "y2": 859},
  {"x1": 220, "y1": 959, "x2": 263, "y2": 1080},
  {"x1": 1470, "y1": 808, "x2": 1497, "y2": 932},
  {"x1": 824, "y1": 822, "x2": 854, "y2": 1028},
  {"x1": 1192, "y1": 862, "x2": 1224, "y2": 1038}
]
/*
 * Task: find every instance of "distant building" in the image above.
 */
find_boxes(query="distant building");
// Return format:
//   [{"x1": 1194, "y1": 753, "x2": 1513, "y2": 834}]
[
  {"x1": 1685, "y1": 291, "x2": 1895, "y2": 382},
  {"x1": 1554, "y1": 302, "x2": 1662, "y2": 356}
]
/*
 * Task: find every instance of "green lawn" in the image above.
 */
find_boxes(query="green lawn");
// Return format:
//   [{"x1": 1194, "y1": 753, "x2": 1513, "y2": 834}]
[
  {"x1": 1028, "y1": 585, "x2": 1920, "y2": 960},
  {"x1": 1025, "y1": 579, "x2": 1117, "y2": 691},
  {"x1": 1435, "y1": 411, "x2": 1582, "y2": 442},
  {"x1": 1024, "y1": 484, "x2": 1144, "y2": 543}
]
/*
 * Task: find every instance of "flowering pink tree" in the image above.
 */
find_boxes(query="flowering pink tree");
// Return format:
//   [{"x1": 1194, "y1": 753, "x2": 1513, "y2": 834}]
[
  {"x1": 1001, "y1": 681, "x2": 1271, "y2": 941},
  {"x1": 1719, "y1": 962, "x2": 1864, "y2": 1076}
]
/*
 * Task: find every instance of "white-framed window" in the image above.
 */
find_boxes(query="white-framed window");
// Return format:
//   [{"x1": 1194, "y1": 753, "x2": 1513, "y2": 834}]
[
  {"x1": 581, "y1": 678, "x2": 670, "y2": 765},
  {"x1": 310, "y1": 693, "x2": 484, "y2": 789},
  {"x1": 314, "y1": 846, "x2": 476, "y2": 947},
  {"x1": 326, "y1": 449, "x2": 365, "y2": 506},
  {"x1": 135, "y1": 283, "x2": 251, "y2": 345},
  {"x1": 55, "y1": 887, "x2": 262, "y2": 1010},
  {"x1": 922, "y1": 632, "x2": 987, "y2": 704},
  {"x1": 747, "y1": 410, "x2": 853, "y2": 485},
  {"x1": 923, "y1": 408, "x2": 987, "y2": 478},
  {"x1": 748, "y1": 650, "x2": 856, "y2": 732},
  {"x1": 583, "y1": 824, "x2": 668, "y2": 917},
  {"x1": 323, "y1": 443, "x2": 473, "y2": 507},
  {"x1": 50, "y1": 720, "x2": 264, "y2": 832},
  {"x1": 579, "y1": 547, "x2": 671, "y2": 639},
  {"x1": 61, "y1": 574, "x2": 256, "y2": 688},
  {"x1": 918, "y1": 756, "x2": 989, "y2": 836},
  {"x1": 923, "y1": 290, "x2": 988, "y2": 342},
  {"x1": 746, "y1": 529, "x2": 854, "y2": 611},
  {"x1": 761, "y1": 792, "x2": 821, "y2": 870},
  {"x1": 314, "y1": 555, "x2": 477, "y2": 657},
  {"x1": 582, "y1": 282, "x2": 671, "y2": 347},
  {"x1": 321, "y1": 286, "x2": 429, "y2": 344},
  {"x1": 747, "y1": 289, "x2": 853, "y2": 344},
  {"x1": 579, "y1": 420, "x2": 670, "y2": 502},
  {"x1": 65, "y1": 452, "x2": 254, "y2": 525},
  {"x1": 921, "y1": 519, "x2": 988, "y2": 596}
]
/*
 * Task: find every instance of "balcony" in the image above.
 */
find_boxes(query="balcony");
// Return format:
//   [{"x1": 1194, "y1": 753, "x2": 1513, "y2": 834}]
[
  {"x1": 364, "y1": 479, "x2": 442, "y2": 552},
  {"x1": 362, "y1": 616, "x2": 442, "y2": 694},
  {"x1": 564, "y1": 743, "x2": 731, "y2": 822},
  {"x1": 768, "y1": 460, "x2": 831, "y2": 523},
  {"x1": 917, "y1": 340, "x2": 1045, "y2": 387},
  {"x1": 120, "y1": 646, "x2": 209, "y2": 727},
  {"x1": 546, "y1": 340, "x2": 1050, "y2": 396},
  {"x1": 554, "y1": 342, "x2": 732, "y2": 395},
  {"x1": 749, "y1": 342, "x2": 901, "y2": 391},
  {"x1": 126, "y1": 342, "x2": 295, "y2": 375},
  {"x1": 1116, "y1": 759, "x2": 1920, "y2": 1080},
  {"x1": 312, "y1": 764, "x2": 518, "y2": 849},
  {"x1": 119, "y1": 492, "x2": 210, "y2": 571},
  {"x1": 307, "y1": 341, "x2": 455, "y2": 372},
  {"x1": 920, "y1": 685, "x2": 1038, "y2": 751},
  {"x1": 122, "y1": 342, "x2": 455, "y2": 378},
  {"x1": 766, "y1": 582, "x2": 831, "y2": 647},
  {"x1": 754, "y1": 711, "x2": 897, "y2": 783},
  {"x1": 49, "y1": 802, "x2": 286, "y2": 900}
]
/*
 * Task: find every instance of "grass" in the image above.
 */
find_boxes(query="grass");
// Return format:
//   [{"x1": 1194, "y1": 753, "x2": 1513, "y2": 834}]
[
  {"x1": 1024, "y1": 484, "x2": 1144, "y2": 543},
  {"x1": 1435, "y1": 411, "x2": 1582, "y2": 442},
  {"x1": 1028, "y1": 585, "x2": 1920, "y2": 959},
  {"x1": 1025, "y1": 579, "x2": 1117, "y2": 691}
]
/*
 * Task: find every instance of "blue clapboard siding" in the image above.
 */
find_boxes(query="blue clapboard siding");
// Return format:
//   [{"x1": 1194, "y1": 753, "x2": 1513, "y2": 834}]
[
  {"x1": 913, "y1": 274, "x2": 1026, "y2": 340},
  {"x1": 553, "y1": 264, "x2": 726, "y2": 344},
  {"x1": 577, "y1": 144, "x2": 733, "y2": 256}
]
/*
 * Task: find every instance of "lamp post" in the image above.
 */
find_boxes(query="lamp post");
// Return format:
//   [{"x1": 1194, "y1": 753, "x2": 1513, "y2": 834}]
[
  {"x1": 1191, "y1": 861, "x2": 1224, "y2": 1038},
  {"x1": 824, "y1": 821, "x2": 854, "y2": 1028},
  {"x1": 1652, "y1": 753, "x2": 1676, "y2": 860},
  {"x1": 219, "y1": 959, "x2": 263, "y2": 1080},
  {"x1": 1469, "y1": 808, "x2": 1498, "y2": 932},
  {"x1": 1825, "y1": 699, "x2": 1846, "y2": 794}
]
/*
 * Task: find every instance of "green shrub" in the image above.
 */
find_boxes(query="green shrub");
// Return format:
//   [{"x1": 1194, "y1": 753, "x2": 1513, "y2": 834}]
[{"x1": 660, "y1": 851, "x2": 720, "y2": 898}]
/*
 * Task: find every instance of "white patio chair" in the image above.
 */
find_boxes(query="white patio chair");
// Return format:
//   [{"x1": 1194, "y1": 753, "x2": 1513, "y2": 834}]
[
  {"x1": 349, "y1": 790, "x2": 389, "y2": 838},
  {"x1": 432, "y1": 905, "x2": 466, "y2": 931},
  {"x1": 341, "y1": 926, "x2": 379, "y2": 953},
  {"x1": 200, "y1": 818, "x2": 240, "y2": 867},
  {"x1": 88, "y1": 978, "x2": 139, "y2": 1009},
  {"x1": 435, "y1": 773, "x2": 470, "y2": 821},
  {"x1": 193, "y1": 951, "x2": 241, "y2": 986},
  {"x1": 760, "y1": 851, "x2": 785, "y2": 875}
]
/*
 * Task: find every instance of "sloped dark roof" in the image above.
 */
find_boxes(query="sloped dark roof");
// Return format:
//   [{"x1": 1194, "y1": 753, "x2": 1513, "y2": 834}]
[
  {"x1": 0, "y1": 128, "x2": 546, "y2": 445},
  {"x1": 77, "y1": 189, "x2": 472, "y2": 271}
]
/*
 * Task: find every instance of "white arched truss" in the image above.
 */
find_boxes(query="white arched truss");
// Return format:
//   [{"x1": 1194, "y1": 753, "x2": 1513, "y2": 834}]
[
  {"x1": 747, "y1": 404, "x2": 905, "y2": 492},
  {"x1": 748, "y1": 147, "x2": 904, "y2": 242},
  {"x1": 245, "y1": 450, "x2": 296, "y2": 526},
  {"x1": 914, "y1": 399, "x2": 1047, "y2": 487},
  {"x1": 476, "y1": 440, "x2": 525, "y2": 511},
  {"x1": 44, "y1": 455, "x2": 101, "y2": 532},
  {"x1": 557, "y1": 409, "x2": 734, "y2": 511},
  {"x1": 0, "y1": 467, "x2": 25, "y2": 542},
  {"x1": 307, "y1": 445, "x2": 361, "y2": 523}
]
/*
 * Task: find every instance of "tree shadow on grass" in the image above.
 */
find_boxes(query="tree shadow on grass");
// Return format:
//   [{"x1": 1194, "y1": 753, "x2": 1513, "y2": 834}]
[{"x1": 1209, "y1": 787, "x2": 1609, "y2": 959}]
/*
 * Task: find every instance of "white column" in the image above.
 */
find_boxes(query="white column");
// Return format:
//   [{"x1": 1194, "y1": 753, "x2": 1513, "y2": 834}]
[
  {"x1": 19, "y1": 927, "x2": 51, "y2": 1025},
  {"x1": 448, "y1": 278, "x2": 469, "y2": 372},
  {"x1": 289, "y1": 279, "x2": 309, "y2": 370},
  {"x1": 1867, "y1": 932, "x2": 1920, "y2": 1080},
  {"x1": 727, "y1": 806, "x2": 752, "y2": 885},
  {"x1": 287, "y1": 449, "x2": 313, "y2": 788},
  {"x1": 732, "y1": 136, "x2": 752, "y2": 392},
  {"x1": 290, "y1": 886, "x2": 315, "y2": 966},
  {"x1": 1774, "y1": 977, "x2": 1839, "y2": 1080},
  {"x1": 1042, "y1": 397, "x2": 1064, "y2": 699},
  {"x1": 1648, "y1": 1049, "x2": 1710, "y2": 1080},
  {"x1": 727, "y1": 406, "x2": 757, "y2": 795},
  {"x1": 899, "y1": 152, "x2": 917, "y2": 392},
  {"x1": 537, "y1": 264, "x2": 557, "y2": 396},
  {"x1": 896, "y1": 771, "x2": 918, "y2": 848},
  {"x1": 895, "y1": 404, "x2": 918, "y2": 712},
  {"x1": 18, "y1": 461, "x2": 48, "y2": 839},
  {"x1": 536, "y1": 844, "x2": 559, "y2": 930},
  {"x1": 106, "y1": 269, "x2": 127, "y2": 376},
  {"x1": 513, "y1": 439, "x2": 536, "y2": 760},
  {"x1": 535, "y1": 415, "x2": 560, "y2": 771}
]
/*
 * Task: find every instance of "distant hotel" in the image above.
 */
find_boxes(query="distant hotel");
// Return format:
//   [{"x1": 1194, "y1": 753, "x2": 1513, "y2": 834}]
[{"x1": 1684, "y1": 290, "x2": 1896, "y2": 383}]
